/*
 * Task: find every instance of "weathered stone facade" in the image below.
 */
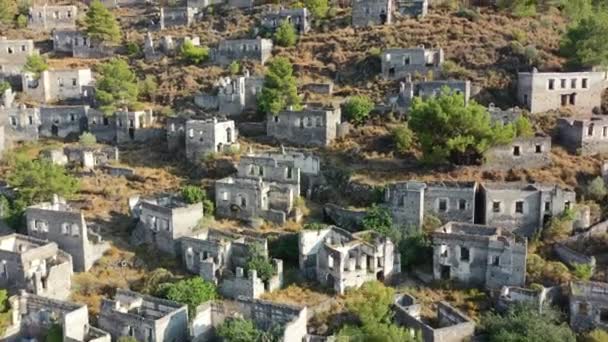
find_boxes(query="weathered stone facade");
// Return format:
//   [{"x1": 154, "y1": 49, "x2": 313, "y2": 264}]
[
  {"x1": 113, "y1": 109, "x2": 162, "y2": 144},
  {"x1": 144, "y1": 32, "x2": 201, "y2": 60},
  {"x1": 28, "y1": 5, "x2": 78, "y2": 31},
  {"x1": 181, "y1": 229, "x2": 284, "y2": 299},
  {"x1": 352, "y1": 0, "x2": 392, "y2": 26},
  {"x1": 98, "y1": 289, "x2": 189, "y2": 342},
  {"x1": 384, "y1": 181, "x2": 477, "y2": 233},
  {"x1": 480, "y1": 182, "x2": 576, "y2": 237},
  {"x1": 557, "y1": 116, "x2": 608, "y2": 155},
  {"x1": 569, "y1": 281, "x2": 608, "y2": 333},
  {"x1": 517, "y1": 69, "x2": 608, "y2": 114},
  {"x1": 1, "y1": 292, "x2": 110, "y2": 342},
  {"x1": 159, "y1": 7, "x2": 198, "y2": 29},
  {"x1": 266, "y1": 105, "x2": 344, "y2": 146},
  {"x1": 487, "y1": 103, "x2": 522, "y2": 125},
  {"x1": 25, "y1": 195, "x2": 110, "y2": 272},
  {"x1": 299, "y1": 226, "x2": 401, "y2": 294},
  {"x1": 215, "y1": 153, "x2": 302, "y2": 225},
  {"x1": 393, "y1": 294, "x2": 475, "y2": 342},
  {"x1": 381, "y1": 47, "x2": 444, "y2": 80},
  {"x1": 484, "y1": 135, "x2": 552, "y2": 170},
  {"x1": 0, "y1": 233, "x2": 73, "y2": 300},
  {"x1": 39, "y1": 105, "x2": 94, "y2": 138},
  {"x1": 130, "y1": 193, "x2": 204, "y2": 255},
  {"x1": 52, "y1": 30, "x2": 115, "y2": 58},
  {"x1": 396, "y1": 0, "x2": 428, "y2": 17},
  {"x1": 392, "y1": 77, "x2": 470, "y2": 112},
  {"x1": 43, "y1": 145, "x2": 119, "y2": 170},
  {"x1": 0, "y1": 37, "x2": 38, "y2": 75},
  {"x1": 214, "y1": 38, "x2": 273, "y2": 65},
  {"x1": 261, "y1": 8, "x2": 311, "y2": 34},
  {"x1": 194, "y1": 71, "x2": 264, "y2": 116},
  {"x1": 21, "y1": 69, "x2": 94, "y2": 103},
  {"x1": 432, "y1": 222, "x2": 527, "y2": 289},
  {"x1": 180, "y1": 117, "x2": 239, "y2": 162}
]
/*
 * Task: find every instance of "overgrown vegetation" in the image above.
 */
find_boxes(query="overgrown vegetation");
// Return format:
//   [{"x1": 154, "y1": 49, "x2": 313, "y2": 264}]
[
  {"x1": 392, "y1": 124, "x2": 414, "y2": 154},
  {"x1": 274, "y1": 21, "x2": 297, "y2": 47},
  {"x1": 258, "y1": 57, "x2": 300, "y2": 115},
  {"x1": 79, "y1": 132, "x2": 97, "y2": 146},
  {"x1": 164, "y1": 277, "x2": 218, "y2": 314},
  {"x1": 561, "y1": 9, "x2": 608, "y2": 68},
  {"x1": 0, "y1": 289, "x2": 10, "y2": 337},
  {"x1": 526, "y1": 253, "x2": 571, "y2": 285},
  {"x1": 85, "y1": 0, "x2": 122, "y2": 44},
  {"x1": 180, "y1": 185, "x2": 214, "y2": 215},
  {"x1": 23, "y1": 54, "x2": 48, "y2": 78},
  {"x1": 343, "y1": 95, "x2": 374, "y2": 126},
  {"x1": 181, "y1": 41, "x2": 210, "y2": 64},
  {"x1": 95, "y1": 58, "x2": 140, "y2": 114},
  {"x1": 217, "y1": 317, "x2": 283, "y2": 342},
  {"x1": 246, "y1": 243, "x2": 276, "y2": 282},
  {"x1": 0, "y1": 0, "x2": 16, "y2": 24}
]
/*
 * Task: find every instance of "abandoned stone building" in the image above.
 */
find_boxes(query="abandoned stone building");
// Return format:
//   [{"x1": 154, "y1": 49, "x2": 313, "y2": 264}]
[
  {"x1": 92, "y1": 0, "x2": 144, "y2": 8},
  {"x1": 194, "y1": 71, "x2": 265, "y2": 116},
  {"x1": 21, "y1": 68, "x2": 94, "y2": 103},
  {"x1": 52, "y1": 30, "x2": 114, "y2": 58},
  {"x1": 144, "y1": 32, "x2": 201, "y2": 60},
  {"x1": 569, "y1": 281, "x2": 608, "y2": 332},
  {"x1": 98, "y1": 289, "x2": 189, "y2": 342},
  {"x1": 0, "y1": 233, "x2": 73, "y2": 300},
  {"x1": 181, "y1": 229, "x2": 284, "y2": 299},
  {"x1": 39, "y1": 105, "x2": 96, "y2": 138},
  {"x1": 214, "y1": 38, "x2": 273, "y2": 65},
  {"x1": 1, "y1": 291, "x2": 110, "y2": 342},
  {"x1": 392, "y1": 77, "x2": 471, "y2": 112},
  {"x1": 484, "y1": 135, "x2": 552, "y2": 170},
  {"x1": 487, "y1": 103, "x2": 522, "y2": 125},
  {"x1": 517, "y1": 69, "x2": 608, "y2": 114},
  {"x1": 25, "y1": 195, "x2": 110, "y2": 272},
  {"x1": 352, "y1": 0, "x2": 392, "y2": 26},
  {"x1": 266, "y1": 104, "x2": 345, "y2": 146},
  {"x1": 42, "y1": 144, "x2": 119, "y2": 170},
  {"x1": 432, "y1": 222, "x2": 527, "y2": 289},
  {"x1": 480, "y1": 182, "x2": 576, "y2": 237},
  {"x1": 299, "y1": 226, "x2": 401, "y2": 294},
  {"x1": 393, "y1": 294, "x2": 475, "y2": 342},
  {"x1": 381, "y1": 47, "x2": 444, "y2": 80},
  {"x1": 113, "y1": 109, "x2": 162, "y2": 144},
  {"x1": 130, "y1": 193, "x2": 204, "y2": 256},
  {"x1": 557, "y1": 115, "x2": 608, "y2": 155},
  {"x1": 496, "y1": 285, "x2": 555, "y2": 313},
  {"x1": 159, "y1": 7, "x2": 198, "y2": 29},
  {"x1": 28, "y1": 5, "x2": 78, "y2": 31},
  {"x1": 1, "y1": 101, "x2": 41, "y2": 145},
  {"x1": 396, "y1": 0, "x2": 428, "y2": 17},
  {"x1": 384, "y1": 181, "x2": 478, "y2": 233},
  {"x1": 215, "y1": 153, "x2": 302, "y2": 225},
  {"x1": 0, "y1": 37, "x2": 38, "y2": 75},
  {"x1": 181, "y1": 117, "x2": 239, "y2": 161},
  {"x1": 192, "y1": 298, "x2": 308, "y2": 342},
  {"x1": 260, "y1": 8, "x2": 310, "y2": 34}
]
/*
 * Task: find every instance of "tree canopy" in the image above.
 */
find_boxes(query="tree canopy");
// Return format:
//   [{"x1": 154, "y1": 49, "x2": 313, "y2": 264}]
[
  {"x1": 304, "y1": 0, "x2": 329, "y2": 19},
  {"x1": 481, "y1": 304, "x2": 576, "y2": 342},
  {"x1": 85, "y1": 0, "x2": 122, "y2": 44},
  {"x1": 0, "y1": 0, "x2": 17, "y2": 24},
  {"x1": 246, "y1": 243, "x2": 276, "y2": 282},
  {"x1": 343, "y1": 95, "x2": 374, "y2": 126},
  {"x1": 95, "y1": 58, "x2": 140, "y2": 114},
  {"x1": 274, "y1": 21, "x2": 297, "y2": 47},
  {"x1": 409, "y1": 88, "x2": 515, "y2": 164},
  {"x1": 258, "y1": 57, "x2": 300, "y2": 115},
  {"x1": 181, "y1": 41, "x2": 210, "y2": 64},
  {"x1": 164, "y1": 277, "x2": 218, "y2": 314},
  {"x1": 23, "y1": 55, "x2": 48, "y2": 78},
  {"x1": 561, "y1": 10, "x2": 608, "y2": 68},
  {"x1": 216, "y1": 318, "x2": 262, "y2": 342}
]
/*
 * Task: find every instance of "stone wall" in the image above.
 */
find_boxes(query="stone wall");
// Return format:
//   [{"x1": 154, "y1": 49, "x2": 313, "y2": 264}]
[
  {"x1": 381, "y1": 48, "x2": 443, "y2": 80},
  {"x1": 352, "y1": 0, "x2": 392, "y2": 27},
  {"x1": 0, "y1": 38, "x2": 37, "y2": 74},
  {"x1": 266, "y1": 106, "x2": 342, "y2": 146},
  {"x1": 554, "y1": 243, "x2": 596, "y2": 270},
  {"x1": 323, "y1": 203, "x2": 366, "y2": 230},
  {"x1": 557, "y1": 116, "x2": 608, "y2": 155},
  {"x1": 28, "y1": 5, "x2": 77, "y2": 31},
  {"x1": 214, "y1": 38, "x2": 273, "y2": 65},
  {"x1": 484, "y1": 136, "x2": 551, "y2": 170}
]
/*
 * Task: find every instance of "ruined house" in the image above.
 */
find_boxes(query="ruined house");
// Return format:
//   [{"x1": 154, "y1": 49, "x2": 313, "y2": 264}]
[
  {"x1": 180, "y1": 229, "x2": 284, "y2": 299},
  {"x1": 215, "y1": 153, "x2": 302, "y2": 225},
  {"x1": 214, "y1": 38, "x2": 273, "y2": 65},
  {"x1": 144, "y1": 32, "x2": 201, "y2": 60},
  {"x1": 392, "y1": 76, "x2": 470, "y2": 112},
  {"x1": 191, "y1": 298, "x2": 307, "y2": 342},
  {"x1": 352, "y1": 0, "x2": 392, "y2": 26},
  {"x1": 517, "y1": 69, "x2": 608, "y2": 114},
  {"x1": 0, "y1": 233, "x2": 73, "y2": 300},
  {"x1": 299, "y1": 226, "x2": 401, "y2": 294},
  {"x1": 25, "y1": 195, "x2": 110, "y2": 272},
  {"x1": 28, "y1": 5, "x2": 78, "y2": 31},
  {"x1": 484, "y1": 135, "x2": 552, "y2": 170},
  {"x1": 496, "y1": 285, "x2": 553, "y2": 313},
  {"x1": 1, "y1": 94, "x2": 41, "y2": 144},
  {"x1": 480, "y1": 182, "x2": 576, "y2": 237},
  {"x1": 130, "y1": 193, "x2": 204, "y2": 256},
  {"x1": 260, "y1": 8, "x2": 311, "y2": 34},
  {"x1": 396, "y1": 0, "x2": 428, "y2": 17},
  {"x1": 42, "y1": 145, "x2": 119, "y2": 170},
  {"x1": 113, "y1": 109, "x2": 162, "y2": 144},
  {"x1": 487, "y1": 103, "x2": 522, "y2": 125},
  {"x1": 159, "y1": 7, "x2": 198, "y2": 29},
  {"x1": 381, "y1": 47, "x2": 444, "y2": 80},
  {"x1": 266, "y1": 104, "x2": 345, "y2": 146},
  {"x1": 39, "y1": 105, "x2": 96, "y2": 138},
  {"x1": 52, "y1": 30, "x2": 115, "y2": 58},
  {"x1": 0, "y1": 37, "x2": 38, "y2": 75},
  {"x1": 183, "y1": 117, "x2": 239, "y2": 162},
  {"x1": 1, "y1": 291, "x2": 110, "y2": 342},
  {"x1": 21, "y1": 68, "x2": 95, "y2": 104},
  {"x1": 569, "y1": 281, "x2": 608, "y2": 332},
  {"x1": 557, "y1": 115, "x2": 608, "y2": 155},
  {"x1": 194, "y1": 71, "x2": 265, "y2": 116},
  {"x1": 393, "y1": 294, "x2": 475, "y2": 342},
  {"x1": 384, "y1": 181, "x2": 477, "y2": 233},
  {"x1": 432, "y1": 222, "x2": 527, "y2": 289},
  {"x1": 98, "y1": 289, "x2": 189, "y2": 342}
]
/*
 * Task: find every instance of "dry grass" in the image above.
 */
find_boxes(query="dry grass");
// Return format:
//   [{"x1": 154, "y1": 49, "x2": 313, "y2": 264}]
[{"x1": 261, "y1": 283, "x2": 333, "y2": 306}]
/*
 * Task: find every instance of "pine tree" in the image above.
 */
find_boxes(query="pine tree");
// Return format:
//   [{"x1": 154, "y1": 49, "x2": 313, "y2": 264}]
[
  {"x1": 0, "y1": 0, "x2": 17, "y2": 24},
  {"x1": 95, "y1": 58, "x2": 139, "y2": 114},
  {"x1": 85, "y1": 0, "x2": 121, "y2": 44},
  {"x1": 257, "y1": 57, "x2": 300, "y2": 115}
]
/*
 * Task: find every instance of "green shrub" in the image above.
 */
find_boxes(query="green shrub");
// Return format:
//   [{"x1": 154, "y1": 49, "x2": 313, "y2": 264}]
[
  {"x1": 257, "y1": 57, "x2": 300, "y2": 115},
  {"x1": 246, "y1": 243, "x2": 276, "y2": 282},
  {"x1": 125, "y1": 42, "x2": 141, "y2": 57},
  {"x1": 164, "y1": 278, "x2": 218, "y2": 314},
  {"x1": 514, "y1": 115, "x2": 534, "y2": 137},
  {"x1": 0, "y1": 81, "x2": 9, "y2": 94},
  {"x1": 138, "y1": 75, "x2": 158, "y2": 102},
  {"x1": 79, "y1": 132, "x2": 97, "y2": 146},
  {"x1": 456, "y1": 6, "x2": 480, "y2": 21},
  {"x1": 573, "y1": 263, "x2": 594, "y2": 281},
  {"x1": 217, "y1": 318, "x2": 262, "y2": 342},
  {"x1": 23, "y1": 54, "x2": 48, "y2": 78},
  {"x1": 228, "y1": 61, "x2": 241, "y2": 75},
  {"x1": 344, "y1": 95, "x2": 374, "y2": 126},
  {"x1": 274, "y1": 20, "x2": 297, "y2": 47},
  {"x1": 181, "y1": 41, "x2": 210, "y2": 64},
  {"x1": 181, "y1": 185, "x2": 205, "y2": 204},
  {"x1": 304, "y1": 0, "x2": 329, "y2": 19},
  {"x1": 583, "y1": 329, "x2": 608, "y2": 342},
  {"x1": 392, "y1": 125, "x2": 414, "y2": 154},
  {"x1": 586, "y1": 176, "x2": 607, "y2": 201}
]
